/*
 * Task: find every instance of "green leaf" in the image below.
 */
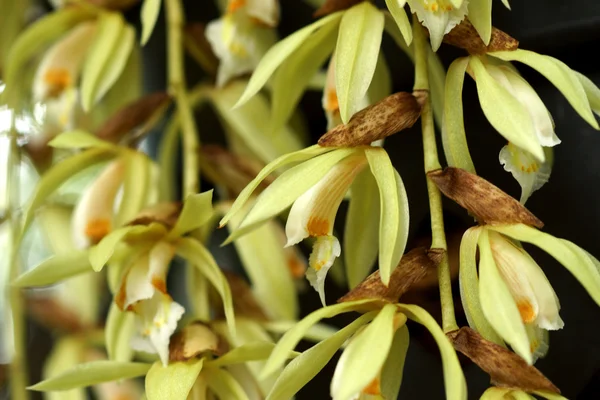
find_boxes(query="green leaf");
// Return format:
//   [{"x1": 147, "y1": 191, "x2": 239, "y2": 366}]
[
  {"x1": 266, "y1": 311, "x2": 377, "y2": 400},
  {"x1": 477, "y1": 229, "x2": 531, "y2": 363},
  {"x1": 204, "y1": 366, "x2": 250, "y2": 400},
  {"x1": 13, "y1": 250, "x2": 91, "y2": 287},
  {"x1": 3, "y1": 7, "x2": 93, "y2": 104},
  {"x1": 383, "y1": 12, "x2": 412, "y2": 57},
  {"x1": 575, "y1": 71, "x2": 600, "y2": 116},
  {"x1": 344, "y1": 169, "x2": 380, "y2": 288},
  {"x1": 115, "y1": 151, "x2": 152, "y2": 226},
  {"x1": 490, "y1": 49, "x2": 599, "y2": 129},
  {"x1": 367, "y1": 53, "x2": 392, "y2": 106},
  {"x1": 331, "y1": 304, "x2": 398, "y2": 400},
  {"x1": 209, "y1": 342, "x2": 286, "y2": 367},
  {"x1": 225, "y1": 148, "x2": 357, "y2": 244},
  {"x1": 335, "y1": 2, "x2": 384, "y2": 123},
  {"x1": 262, "y1": 321, "x2": 340, "y2": 343},
  {"x1": 141, "y1": 0, "x2": 161, "y2": 45},
  {"x1": 105, "y1": 302, "x2": 135, "y2": 362},
  {"x1": 380, "y1": 324, "x2": 410, "y2": 400},
  {"x1": 481, "y1": 387, "x2": 512, "y2": 400},
  {"x1": 397, "y1": 304, "x2": 467, "y2": 400},
  {"x1": 365, "y1": 147, "x2": 409, "y2": 286},
  {"x1": 532, "y1": 391, "x2": 569, "y2": 400},
  {"x1": 270, "y1": 15, "x2": 338, "y2": 134},
  {"x1": 234, "y1": 11, "x2": 344, "y2": 107},
  {"x1": 262, "y1": 299, "x2": 377, "y2": 378},
  {"x1": 42, "y1": 338, "x2": 87, "y2": 400},
  {"x1": 175, "y1": 237, "x2": 236, "y2": 338},
  {"x1": 384, "y1": 0, "x2": 412, "y2": 45},
  {"x1": 468, "y1": 0, "x2": 492, "y2": 45},
  {"x1": 442, "y1": 57, "x2": 475, "y2": 173},
  {"x1": 145, "y1": 359, "x2": 203, "y2": 400},
  {"x1": 488, "y1": 224, "x2": 600, "y2": 307},
  {"x1": 228, "y1": 219, "x2": 298, "y2": 320},
  {"x1": 22, "y1": 148, "x2": 115, "y2": 234},
  {"x1": 219, "y1": 145, "x2": 333, "y2": 228},
  {"x1": 458, "y1": 227, "x2": 503, "y2": 344},
  {"x1": 29, "y1": 361, "x2": 151, "y2": 391},
  {"x1": 81, "y1": 13, "x2": 134, "y2": 111},
  {"x1": 210, "y1": 81, "x2": 305, "y2": 164},
  {"x1": 89, "y1": 225, "x2": 150, "y2": 271},
  {"x1": 49, "y1": 130, "x2": 114, "y2": 150},
  {"x1": 168, "y1": 191, "x2": 214, "y2": 239},
  {"x1": 469, "y1": 56, "x2": 544, "y2": 161}
]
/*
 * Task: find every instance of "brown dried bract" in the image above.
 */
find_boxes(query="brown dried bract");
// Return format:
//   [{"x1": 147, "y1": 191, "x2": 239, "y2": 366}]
[
  {"x1": 314, "y1": 0, "x2": 365, "y2": 17},
  {"x1": 24, "y1": 136, "x2": 53, "y2": 172},
  {"x1": 427, "y1": 168, "x2": 543, "y2": 228},
  {"x1": 318, "y1": 92, "x2": 423, "y2": 147},
  {"x1": 96, "y1": 92, "x2": 171, "y2": 145},
  {"x1": 185, "y1": 23, "x2": 219, "y2": 77},
  {"x1": 86, "y1": 0, "x2": 139, "y2": 10},
  {"x1": 223, "y1": 271, "x2": 270, "y2": 321},
  {"x1": 127, "y1": 202, "x2": 183, "y2": 229},
  {"x1": 338, "y1": 247, "x2": 444, "y2": 304},
  {"x1": 27, "y1": 297, "x2": 86, "y2": 333},
  {"x1": 200, "y1": 145, "x2": 273, "y2": 198},
  {"x1": 443, "y1": 19, "x2": 519, "y2": 55},
  {"x1": 169, "y1": 321, "x2": 229, "y2": 362},
  {"x1": 447, "y1": 327, "x2": 560, "y2": 393}
]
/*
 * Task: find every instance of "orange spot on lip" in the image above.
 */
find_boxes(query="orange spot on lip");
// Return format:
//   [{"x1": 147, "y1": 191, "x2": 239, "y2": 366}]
[
  {"x1": 43, "y1": 68, "x2": 71, "y2": 97},
  {"x1": 288, "y1": 256, "x2": 306, "y2": 279},
  {"x1": 307, "y1": 217, "x2": 329, "y2": 237},
  {"x1": 325, "y1": 89, "x2": 339, "y2": 112},
  {"x1": 85, "y1": 218, "x2": 111, "y2": 244},
  {"x1": 227, "y1": 0, "x2": 245, "y2": 13},
  {"x1": 362, "y1": 377, "x2": 381, "y2": 395},
  {"x1": 115, "y1": 284, "x2": 127, "y2": 311},
  {"x1": 152, "y1": 276, "x2": 167, "y2": 294},
  {"x1": 517, "y1": 301, "x2": 536, "y2": 323}
]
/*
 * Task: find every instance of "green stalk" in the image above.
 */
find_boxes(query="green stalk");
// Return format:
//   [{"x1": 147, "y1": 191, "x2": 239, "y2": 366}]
[
  {"x1": 6, "y1": 119, "x2": 29, "y2": 399},
  {"x1": 412, "y1": 17, "x2": 458, "y2": 333},
  {"x1": 165, "y1": 0, "x2": 200, "y2": 197}
]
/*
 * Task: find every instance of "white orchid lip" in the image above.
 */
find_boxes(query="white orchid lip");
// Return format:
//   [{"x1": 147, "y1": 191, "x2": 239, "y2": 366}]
[
  {"x1": 488, "y1": 231, "x2": 563, "y2": 330},
  {"x1": 407, "y1": 0, "x2": 469, "y2": 51},
  {"x1": 285, "y1": 153, "x2": 368, "y2": 247},
  {"x1": 306, "y1": 235, "x2": 341, "y2": 305},
  {"x1": 72, "y1": 159, "x2": 125, "y2": 249}
]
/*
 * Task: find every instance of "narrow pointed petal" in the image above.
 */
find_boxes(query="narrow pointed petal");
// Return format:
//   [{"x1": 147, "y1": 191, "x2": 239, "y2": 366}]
[
  {"x1": 72, "y1": 159, "x2": 125, "y2": 249},
  {"x1": 408, "y1": 0, "x2": 469, "y2": 51},
  {"x1": 500, "y1": 144, "x2": 552, "y2": 204},
  {"x1": 285, "y1": 154, "x2": 367, "y2": 246},
  {"x1": 33, "y1": 22, "x2": 96, "y2": 100},
  {"x1": 307, "y1": 235, "x2": 341, "y2": 306},
  {"x1": 467, "y1": 0, "x2": 492, "y2": 45}
]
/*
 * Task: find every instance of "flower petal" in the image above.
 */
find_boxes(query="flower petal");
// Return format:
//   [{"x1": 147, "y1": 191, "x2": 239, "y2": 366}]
[
  {"x1": 285, "y1": 154, "x2": 367, "y2": 246},
  {"x1": 499, "y1": 144, "x2": 552, "y2": 204},
  {"x1": 467, "y1": 0, "x2": 492, "y2": 45},
  {"x1": 408, "y1": 0, "x2": 468, "y2": 51},
  {"x1": 526, "y1": 324, "x2": 549, "y2": 363},
  {"x1": 131, "y1": 292, "x2": 185, "y2": 366},
  {"x1": 72, "y1": 159, "x2": 125, "y2": 249},
  {"x1": 33, "y1": 21, "x2": 97, "y2": 100},
  {"x1": 246, "y1": 0, "x2": 280, "y2": 27},
  {"x1": 306, "y1": 235, "x2": 341, "y2": 306}
]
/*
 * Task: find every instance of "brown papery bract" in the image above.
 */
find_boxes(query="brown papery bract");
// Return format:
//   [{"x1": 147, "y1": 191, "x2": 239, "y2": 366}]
[
  {"x1": 442, "y1": 19, "x2": 519, "y2": 54},
  {"x1": 337, "y1": 247, "x2": 444, "y2": 304},
  {"x1": 26, "y1": 296, "x2": 87, "y2": 334},
  {"x1": 169, "y1": 321, "x2": 229, "y2": 362},
  {"x1": 222, "y1": 271, "x2": 270, "y2": 321},
  {"x1": 95, "y1": 92, "x2": 171, "y2": 145},
  {"x1": 127, "y1": 202, "x2": 183, "y2": 229},
  {"x1": 318, "y1": 92, "x2": 423, "y2": 147},
  {"x1": 86, "y1": 0, "x2": 140, "y2": 11},
  {"x1": 314, "y1": 0, "x2": 366, "y2": 17},
  {"x1": 185, "y1": 23, "x2": 220, "y2": 77},
  {"x1": 427, "y1": 168, "x2": 544, "y2": 228},
  {"x1": 447, "y1": 327, "x2": 560, "y2": 393}
]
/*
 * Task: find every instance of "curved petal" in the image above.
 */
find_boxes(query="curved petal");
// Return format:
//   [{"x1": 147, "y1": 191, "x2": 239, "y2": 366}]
[
  {"x1": 499, "y1": 144, "x2": 552, "y2": 204},
  {"x1": 72, "y1": 159, "x2": 125, "y2": 249},
  {"x1": 285, "y1": 154, "x2": 367, "y2": 246}
]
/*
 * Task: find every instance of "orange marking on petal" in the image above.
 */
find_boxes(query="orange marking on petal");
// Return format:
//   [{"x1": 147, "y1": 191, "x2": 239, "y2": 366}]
[
  {"x1": 43, "y1": 68, "x2": 71, "y2": 97},
  {"x1": 152, "y1": 276, "x2": 167, "y2": 294},
  {"x1": 431, "y1": 3, "x2": 439, "y2": 11},
  {"x1": 288, "y1": 256, "x2": 306, "y2": 279},
  {"x1": 362, "y1": 377, "x2": 381, "y2": 395},
  {"x1": 307, "y1": 217, "x2": 330, "y2": 237},
  {"x1": 85, "y1": 218, "x2": 111, "y2": 244},
  {"x1": 517, "y1": 300, "x2": 536, "y2": 323},
  {"x1": 325, "y1": 89, "x2": 339, "y2": 112},
  {"x1": 115, "y1": 284, "x2": 127, "y2": 311},
  {"x1": 227, "y1": 0, "x2": 245, "y2": 13}
]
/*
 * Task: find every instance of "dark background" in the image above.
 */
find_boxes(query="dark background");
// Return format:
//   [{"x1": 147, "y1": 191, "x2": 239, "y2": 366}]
[{"x1": 18, "y1": 0, "x2": 600, "y2": 399}]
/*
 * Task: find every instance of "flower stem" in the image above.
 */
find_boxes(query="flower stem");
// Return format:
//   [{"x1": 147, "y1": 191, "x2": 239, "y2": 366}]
[
  {"x1": 6, "y1": 118, "x2": 29, "y2": 399},
  {"x1": 165, "y1": 0, "x2": 200, "y2": 197},
  {"x1": 412, "y1": 17, "x2": 458, "y2": 333}
]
